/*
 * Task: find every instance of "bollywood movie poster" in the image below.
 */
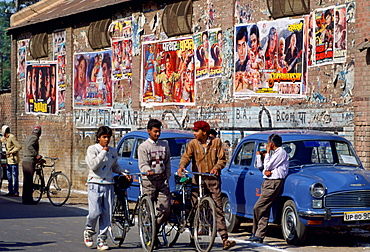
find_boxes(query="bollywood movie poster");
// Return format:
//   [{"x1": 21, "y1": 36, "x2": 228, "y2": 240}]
[
  {"x1": 209, "y1": 29, "x2": 223, "y2": 78},
  {"x1": 58, "y1": 55, "x2": 66, "y2": 110},
  {"x1": 234, "y1": 19, "x2": 305, "y2": 98},
  {"x1": 305, "y1": 13, "x2": 315, "y2": 67},
  {"x1": 110, "y1": 18, "x2": 132, "y2": 40},
  {"x1": 73, "y1": 50, "x2": 113, "y2": 108},
  {"x1": 141, "y1": 37, "x2": 195, "y2": 106},
  {"x1": 112, "y1": 39, "x2": 132, "y2": 80},
  {"x1": 315, "y1": 7, "x2": 335, "y2": 66},
  {"x1": 333, "y1": 5, "x2": 347, "y2": 63},
  {"x1": 194, "y1": 31, "x2": 210, "y2": 80},
  {"x1": 17, "y1": 39, "x2": 28, "y2": 80},
  {"x1": 53, "y1": 30, "x2": 66, "y2": 60},
  {"x1": 25, "y1": 63, "x2": 58, "y2": 114}
]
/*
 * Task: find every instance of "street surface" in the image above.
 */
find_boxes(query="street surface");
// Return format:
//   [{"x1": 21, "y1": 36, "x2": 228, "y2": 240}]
[{"x1": 0, "y1": 184, "x2": 370, "y2": 251}]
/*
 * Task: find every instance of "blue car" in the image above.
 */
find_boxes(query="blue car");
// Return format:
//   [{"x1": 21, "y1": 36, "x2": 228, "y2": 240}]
[
  {"x1": 221, "y1": 130, "x2": 370, "y2": 245},
  {"x1": 116, "y1": 129, "x2": 194, "y2": 201}
]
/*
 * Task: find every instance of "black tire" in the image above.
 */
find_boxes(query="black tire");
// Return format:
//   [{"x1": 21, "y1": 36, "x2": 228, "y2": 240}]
[
  {"x1": 193, "y1": 197, "x2": 217, "y2": 252},
  {"x1": 138, "y1": 195, "x2": 156, "y2": 252},
  {"x1": 47, "y1": 172, "x2": 71, "y2": 206},
  {"x1": 110, "y1": 196, "x2": 130, "y2": 247},
  {"x1": 32, "y1": 170, "x2": 43, "y2": 203},
  {"x1": 160, "y1": 221, "x2": 180, "y2": 247},
  {"x1": 281, "y1": 200, "x2": 307, "y2": 245},
  {"x1": 222, "y1": 197, "x2": 240, "y2": 233}
]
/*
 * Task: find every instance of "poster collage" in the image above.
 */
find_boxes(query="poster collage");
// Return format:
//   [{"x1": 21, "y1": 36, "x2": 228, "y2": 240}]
[{"x1": 19, "y1": 4, "x2": 351, "y2": 113}]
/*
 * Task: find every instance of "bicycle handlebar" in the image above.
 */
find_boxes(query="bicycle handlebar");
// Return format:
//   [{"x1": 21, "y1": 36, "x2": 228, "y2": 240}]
[{"x1": 184, "y1": 170, "x2": 216, "y2": 177}]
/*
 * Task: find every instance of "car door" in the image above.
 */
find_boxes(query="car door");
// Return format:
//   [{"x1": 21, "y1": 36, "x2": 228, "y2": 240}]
[
  {"x1": 245, "y1": 141, "x2": 267, "y2": 215},
  {"x1": 224, "y1": 140, "x2": 255, "y2": 217},
  {"x1": 117, "y1": 136, "x2": 140, "y2": 201}
]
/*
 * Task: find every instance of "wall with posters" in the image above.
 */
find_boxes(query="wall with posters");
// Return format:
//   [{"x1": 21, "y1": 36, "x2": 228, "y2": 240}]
[{"x1": 8, "y1": 0, "x2": 366, "y2": 190}]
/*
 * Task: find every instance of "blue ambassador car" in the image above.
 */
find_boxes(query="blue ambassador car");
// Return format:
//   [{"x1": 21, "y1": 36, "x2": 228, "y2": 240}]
[
  {"x1": 221, "y1": 130, "x2": 370, "y2": 245},
  {"x1": 116, "y1": 129, "x2": 193, "y2": 201}
]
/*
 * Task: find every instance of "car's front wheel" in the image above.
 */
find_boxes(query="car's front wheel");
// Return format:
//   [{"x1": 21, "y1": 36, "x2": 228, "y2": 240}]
[
  {"x1": 222, "y1": 197, "x2": 240, "y2": 233},
  {"x1": 281, "y1": 200, "x2": 307, "y2": 245}
]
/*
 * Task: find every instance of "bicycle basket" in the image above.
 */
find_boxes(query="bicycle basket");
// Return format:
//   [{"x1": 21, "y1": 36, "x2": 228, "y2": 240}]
[{"x1": 114, "y1": 175, "x2": 132, "y2": 190}]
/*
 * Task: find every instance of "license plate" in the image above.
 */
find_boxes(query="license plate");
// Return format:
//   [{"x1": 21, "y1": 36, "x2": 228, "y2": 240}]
[{"x1": 344, "y1": 211, "x2": 370, "y2": 221}]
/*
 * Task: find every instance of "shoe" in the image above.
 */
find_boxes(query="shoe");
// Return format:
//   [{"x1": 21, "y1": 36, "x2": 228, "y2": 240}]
[
  {"x1": 4, "y1": 193, "x2": 14, "y2": 196},
  {"x1": 13, "y1": 193, "x2": 19, "y2": 197},
  {"x1": 248, "y1": 235, "x2": 263, "y2": 243},
  {"x1": 189, "y1": 238, "x2": 195, "y2": 247},
  {"x1": 97, "y1": 236, "x2": 109, "y2": 251},
  {"x1": 83, "y1": 230, "x2": 95, "y2": 248},
  {"x1": 223, "y1": 239, "x2": 236, "y2": 250},
  {"x1": 153, "y1": 237, "x2": 161, "y2": 249}
]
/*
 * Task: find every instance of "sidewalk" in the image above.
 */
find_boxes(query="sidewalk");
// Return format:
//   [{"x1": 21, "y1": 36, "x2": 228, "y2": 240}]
[{"x1": 0, "y1": 179, "x2": 89, "y2": 209}]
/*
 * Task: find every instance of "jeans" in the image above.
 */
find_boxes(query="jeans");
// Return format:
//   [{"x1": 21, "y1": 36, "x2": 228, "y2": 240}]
[{"x1": 7, "y1": 164, "x2": 19, "y2": 194}]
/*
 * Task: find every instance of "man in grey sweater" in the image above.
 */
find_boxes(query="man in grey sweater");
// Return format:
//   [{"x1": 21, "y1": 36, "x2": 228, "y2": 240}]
[{"x1": 138, "y1": 119, "x2": 171, "y2": 249}]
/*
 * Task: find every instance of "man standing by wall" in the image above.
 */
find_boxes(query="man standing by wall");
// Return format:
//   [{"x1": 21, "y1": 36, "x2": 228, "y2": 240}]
[
  {"x1": 1, "y1": 125, "x2": 22, "y2": 197},
  {"x1": 178, "y1": 121, "x2": 236, "y2": 250},
  {"x1": 138, "y1": 118, "x2": 171, "y2": 249},
  {"x1": 22, "y1": 125, "x2": 42, "y2": 205},
  {"x1": 248, "y1": 133, "x2": 289, "y2": 243}
]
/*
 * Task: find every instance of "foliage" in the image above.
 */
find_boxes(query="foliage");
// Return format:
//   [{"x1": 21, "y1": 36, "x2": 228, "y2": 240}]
[{"x1": 0, "y1": 0, "x2": 12, "y2": 91}]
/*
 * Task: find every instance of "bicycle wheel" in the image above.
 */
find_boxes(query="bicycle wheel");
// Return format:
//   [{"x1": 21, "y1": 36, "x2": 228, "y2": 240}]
[
  {"x1": 160, "y1": 221, "x2": 180, "y2": 247},
  {"x1": 138, "y1": 195, "x2": 156, "y2": 252},
  {"x1": 193, "y1": 197, "x2": 217, "y2": 252},
  {"x1": 32, "y1": 170, "x2": 43, "y2": 202},
  {"x1": 110, "y1": 195, "x2": 130, "y2": 247},
  {"x1": 47, "y1": 172, "x2": 71, "y2": 206}
]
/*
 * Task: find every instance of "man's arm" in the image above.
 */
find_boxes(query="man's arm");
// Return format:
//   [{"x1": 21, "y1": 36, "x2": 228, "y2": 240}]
[
  {"x1": 178, "y1": 140, "x2": 194, "y2": 176},
  {"x1": 138, "y1": 143, "x2": 151, "y2": 173},
  {"x1": 8, "y1": 135, "x2": 22, "y2": 155}
]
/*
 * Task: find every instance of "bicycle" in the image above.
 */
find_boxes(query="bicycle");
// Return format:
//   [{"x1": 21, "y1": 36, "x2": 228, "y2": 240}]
[
  {"x1": 160, "y1": 171, "x2": 217, "y2": 252},
  {"x1": 32, "y1": 157, "x2": 71, "y2": 206},
  {"x1": 109, "y1": 170, "x2": 156, "y2": 252}
]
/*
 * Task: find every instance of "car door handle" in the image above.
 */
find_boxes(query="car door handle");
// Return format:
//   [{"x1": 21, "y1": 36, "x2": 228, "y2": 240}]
[
  {"x1": 128, "y1": 162, "x2": 133, "y2": 165},
  {"x1": 249, "y1": 171, "x2": 254, "y2": 175}
]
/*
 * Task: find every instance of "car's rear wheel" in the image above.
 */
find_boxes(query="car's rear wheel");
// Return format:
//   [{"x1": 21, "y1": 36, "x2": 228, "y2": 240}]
[
  {"x1": 222, "y1": 197, "x2": 240, "y2": 233},
  {"x1": 281, "y1": 200, "x2": 307, "y2": 245}
]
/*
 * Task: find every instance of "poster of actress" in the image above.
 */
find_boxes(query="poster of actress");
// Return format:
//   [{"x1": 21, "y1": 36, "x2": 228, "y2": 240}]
[
  {"x1": 141, "y1": 37, "x2": 195, "y2": 105},
  {"x1": 25, "y1": 63, "x2": 58, "y2": 114},
  {"x1": 333, "y1": 5, "x2": 347, "y2": 63},
  {"x1": 209, "y1": 29, "x2": 223, "y2": 78},
  {"x1": 194, "y1": 31, "x2": 209, "y2": 80},
  {"x1": 73, "y1": 51, "x2": 113, "y2": 108}
]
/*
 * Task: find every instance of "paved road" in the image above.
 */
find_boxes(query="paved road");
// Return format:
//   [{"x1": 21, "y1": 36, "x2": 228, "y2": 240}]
[{"x1": 1, "y1": 189, "x2": 370, "y2": 251}]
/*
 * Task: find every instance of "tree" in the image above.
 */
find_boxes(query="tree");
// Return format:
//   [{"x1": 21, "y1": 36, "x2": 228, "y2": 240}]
[{"x1": 0, "y1": 0, "x2": 13, "y2": 90}]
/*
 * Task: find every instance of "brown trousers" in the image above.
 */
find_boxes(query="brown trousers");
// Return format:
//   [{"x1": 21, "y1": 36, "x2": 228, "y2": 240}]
[
  {"x1": 191, "y1": 176, "x2": 228, "y2": 240},
  {"x1": 252, "y1": 179, "x2": 284, "y2": 238},
  {"x1": 142, "y1": 179, "x2": 170, "y2": 230}
]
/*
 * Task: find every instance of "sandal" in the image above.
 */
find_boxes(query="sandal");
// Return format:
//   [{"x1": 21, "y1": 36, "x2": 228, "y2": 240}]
[{"x1": 223, "y1": 240, "x2": 236, "y2": 250}]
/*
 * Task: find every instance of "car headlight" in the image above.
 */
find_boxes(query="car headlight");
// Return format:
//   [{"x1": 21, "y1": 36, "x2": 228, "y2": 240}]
[{"x1": 310, "y1": 182, "x2": 325, "y2": 198}]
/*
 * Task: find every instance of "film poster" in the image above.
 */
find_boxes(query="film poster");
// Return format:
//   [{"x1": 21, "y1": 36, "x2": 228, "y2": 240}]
[
  {"x1": 315, "y1": 7, "x2": 335, "y2": 65},
  {"x1": 209, "y1": 29, "x2": 223, "y2": 78},
  {"x1": 141, "y1": 37, "x2": 195, "y2": 105},
  {"x1": 17, "y1": 39, "x2": 28, "y2": 80},
  {"x1": 25, "y1": 63, "x2": 58, "y2": 114},
  {"x1": 234, "y1": 19, "x2": 305, "y2": 98},
  {"x1": 73, "y1": 50, "x2": 113, "y2": 108},
  {"x1": 333, "y1": 5, "x2": 347, "y2": 63},
  {"x1": 194, "y1": 31, "x2": 209, "y2": 80},
  {"x1": 112, "y1": 39, "x2": 132, "y2": 80}
]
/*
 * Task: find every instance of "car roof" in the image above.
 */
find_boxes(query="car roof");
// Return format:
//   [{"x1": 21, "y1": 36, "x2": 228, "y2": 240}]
[
  {"x1": 123, "y1": 129, "x2": 194, "y2": 139},
  {"x1": 243, "y1": 129, "x2": 349, "y2": 142}
]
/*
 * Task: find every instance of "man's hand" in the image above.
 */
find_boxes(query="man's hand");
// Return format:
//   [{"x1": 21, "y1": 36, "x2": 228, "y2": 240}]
[
  {"x1": 146, "y1": 170, "x2": 154, "y2": 176},
  {"x1": 264, "y1": 170, "x2": 272, "y2": 177},
  {"x1": 177, "y1": 167, "x2": 185, "y2": 177},
  {"x1": 210, "y1": 167, "x2": 220, "y2": 176},
  {"x1": 103, "y1": 146, "x2": 109, "y2": 152}
]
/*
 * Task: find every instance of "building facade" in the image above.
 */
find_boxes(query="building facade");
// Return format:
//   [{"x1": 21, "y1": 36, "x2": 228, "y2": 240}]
[{"x1": 5, "y1": 0, "x2": 368, "y2": 190}]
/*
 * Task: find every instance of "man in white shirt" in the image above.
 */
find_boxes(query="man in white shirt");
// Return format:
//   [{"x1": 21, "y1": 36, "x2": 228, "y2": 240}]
[{"x1": 249, "y1": 134, "x2": 289, "y2": 243}]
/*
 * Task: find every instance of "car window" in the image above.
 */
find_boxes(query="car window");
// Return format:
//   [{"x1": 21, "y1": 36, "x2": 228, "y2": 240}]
[
  {"x1": 133, "y1": 138, "x2": 145, "y2": 159},
  {"x1": 335, "y1": 141, "x2": 359, "y2": 166},
  {"x1": 286, "y1": 140, "x2": 360, "y2": 167},
  {"x1": 118, "y1": 137, "x2": 135, "y2": 158},
  {"x1": 165, "y1": 138, "x2": 191, "y2": 157},
  {"x1": 234, "y1": 141, "x2": 255, "y2": 166}
]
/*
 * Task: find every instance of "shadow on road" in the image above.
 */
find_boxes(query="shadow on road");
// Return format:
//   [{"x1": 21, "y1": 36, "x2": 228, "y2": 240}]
[{"x1": 0, "y1": 195, "x2": 88, "y2": 220}]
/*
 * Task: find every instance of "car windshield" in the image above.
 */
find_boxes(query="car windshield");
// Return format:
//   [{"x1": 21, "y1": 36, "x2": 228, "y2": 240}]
[{"x1": 282, "y1": 140, "x2": 360, "y2": 167}]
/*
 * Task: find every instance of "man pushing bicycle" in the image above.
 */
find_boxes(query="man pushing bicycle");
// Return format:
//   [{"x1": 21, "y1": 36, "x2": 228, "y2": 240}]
[{"x1": 178, "y1": 121, "x2": 236, "y2": 250}]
